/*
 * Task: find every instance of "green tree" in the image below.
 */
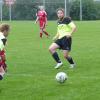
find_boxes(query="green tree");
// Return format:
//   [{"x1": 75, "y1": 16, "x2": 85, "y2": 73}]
[
  {"x1": 70, "y1": 0, "x2": 100, "y2": 20},
  {"x1": 2, "y1": 0, "x2": 100, "y2": 20},
  {"x1": 82, "y1": 0, "x2": 98, "y2": 20},
  {"x1": 70, "y1": 0, "x2": 80, "y2": 20}
]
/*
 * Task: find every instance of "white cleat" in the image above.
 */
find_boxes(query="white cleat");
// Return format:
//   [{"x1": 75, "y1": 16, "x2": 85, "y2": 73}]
[
  {"x1": 55, "y1": 62, "x2": 63, "y2": 69},
  {"x1": 69, "y1": 64, "x2": 75, "y2": 68}
]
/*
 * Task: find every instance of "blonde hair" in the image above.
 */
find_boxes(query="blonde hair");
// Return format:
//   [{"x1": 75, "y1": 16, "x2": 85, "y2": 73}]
[
  {"x1": 0, "y1": 23, "x2": 10, "y2": 32},
  {"x1": 39, "y1": 6, "x2": 45, "y2": 10},
  {"x1": 56, "y1": 8, "x2": 64, "y2": 13}
]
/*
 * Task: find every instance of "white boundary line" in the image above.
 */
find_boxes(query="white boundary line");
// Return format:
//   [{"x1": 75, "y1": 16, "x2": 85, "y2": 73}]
[
  {"x1": 6, "y1": 73, "x2": 33, "y2": 77},
  {"x1": 6, "y1": 73, "x2": 100, "y2": 79}
]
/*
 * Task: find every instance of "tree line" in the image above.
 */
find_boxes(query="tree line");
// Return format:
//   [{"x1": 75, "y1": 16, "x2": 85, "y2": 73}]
[{"x1": 2, "y1": 0, "x2": 100, "y2": 20}]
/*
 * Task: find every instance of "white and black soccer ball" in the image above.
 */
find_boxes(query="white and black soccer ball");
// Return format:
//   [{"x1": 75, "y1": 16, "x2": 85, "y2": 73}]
[{"x1": 56, "y1": 72, "x2": 68, "y2": 83}]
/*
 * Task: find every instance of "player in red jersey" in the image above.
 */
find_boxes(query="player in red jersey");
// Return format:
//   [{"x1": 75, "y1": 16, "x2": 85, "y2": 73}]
[
  {"x1": 0, "y1": 23, "x2": 10, "y2": 80},
  {"x1": 35, "y1": 6, "x2": 49, "y2": 38}
]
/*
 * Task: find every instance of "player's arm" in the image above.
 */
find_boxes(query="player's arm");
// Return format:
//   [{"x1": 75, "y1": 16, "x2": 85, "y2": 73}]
[
  {"x1": 0, "y1": 41, "x2": 4, "y2": 51},
  {"x1": 0, "y1": 41, "x2": 5, "y2": 61},
  {"x1": 53, "y1": 33, "x2": 59, "y2": 41},
  {"x1": 45, "y1": 17, "x2": 47, "y2": 25},
  {"x1": 35, "y1": 16, "x2": 39, "y2": 24},
  {"x1": 45, "y1": 11, "x2": 48, "y2": 25},
  {"x1": 65, "y1": 17, "x2": 76, "y2": 37},
  {"x1": 68, "y1": 21, "x2": 76, "y2": 35},
  {"x1": 35, "y1": 12, "x2": 39, "y2": 24}
]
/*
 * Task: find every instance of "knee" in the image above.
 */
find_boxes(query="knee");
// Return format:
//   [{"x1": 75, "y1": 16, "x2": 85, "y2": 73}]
[
  {"x1": 48, "y1": 47, "x2": 53, "y2": 53},
  {"x1": 40, "y1": 29, "x2": 43, "y2": 32},
  {"x1": 48, "y1": 47, "x2": 55, "y2": 54}
]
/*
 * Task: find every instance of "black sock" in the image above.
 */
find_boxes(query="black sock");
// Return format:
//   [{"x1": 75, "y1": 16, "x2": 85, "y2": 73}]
[
  {"x1": 52, "y1": 52, "x2": 61, "y2": 63},
  {"x1": 0, "y1": 75, "x2": 3, "y2": 80},
  {"x1": 66, "y1": 56, "x2": 74, "y2": 64}
]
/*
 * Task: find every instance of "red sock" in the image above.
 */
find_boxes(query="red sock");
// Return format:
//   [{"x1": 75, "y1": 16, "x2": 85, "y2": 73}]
[
  {"x1": 40, "y1": 33, "x2": 42, "y2": 38},
  {"x1": 43, "y1": 31, "x2": 49, "y2": 36}
]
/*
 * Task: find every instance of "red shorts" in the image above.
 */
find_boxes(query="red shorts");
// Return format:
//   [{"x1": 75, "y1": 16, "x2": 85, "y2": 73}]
[
  {"x1": 0, "y1": 50, "x2": 7, "y2": 71},
  {"x1": 39, "y1": 21, "x2": 46, "y2": 29}
]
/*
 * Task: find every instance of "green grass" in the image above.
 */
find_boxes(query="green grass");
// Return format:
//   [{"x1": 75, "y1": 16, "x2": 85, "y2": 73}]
[{"x1": 0, "y1": 20, "x2": 100, "y2": 100}]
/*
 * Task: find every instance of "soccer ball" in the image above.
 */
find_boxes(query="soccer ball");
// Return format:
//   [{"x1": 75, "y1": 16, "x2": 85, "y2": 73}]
[{"x1": 56, "y1": 72, "x2": 68, "y2": 83}]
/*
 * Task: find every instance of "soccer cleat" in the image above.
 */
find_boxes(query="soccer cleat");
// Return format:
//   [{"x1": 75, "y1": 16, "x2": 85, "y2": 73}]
[
  {"x1": 69, "y1": 64, "x2": 75, "y2": 68},
  {"x1": 55, "y1": 62, "x2": 63, "y2": 69}
]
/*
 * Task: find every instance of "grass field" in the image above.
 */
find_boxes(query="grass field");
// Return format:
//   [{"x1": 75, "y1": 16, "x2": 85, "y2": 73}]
[{"x1": 0, "y1": 21, "x2": 100, "y2": 100}]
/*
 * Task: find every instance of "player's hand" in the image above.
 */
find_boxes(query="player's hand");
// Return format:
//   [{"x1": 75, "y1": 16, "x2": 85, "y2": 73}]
[
  {"x1": 45, "y1": 23, "x2": 47, "y2": 26},
  {"x1": 53, "y1": 36, "x2": 57, "y2": 41},
  {"x1": 66, "y1": 35, "x2": 71, "y2": 38},
  {"x1": 34, "y1": 21, "x2": 37, "y2": 24}
]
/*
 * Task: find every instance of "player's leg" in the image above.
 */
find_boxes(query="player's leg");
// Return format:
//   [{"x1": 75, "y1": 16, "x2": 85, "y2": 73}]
[
  {"x1": 0, "y1": 66, "x2": 5, "y2": 80},
  {"x1": 49, "y1": 43, "x2": 63, "y2": 68},
  {"x1": 39, "y1": 28, "x2": 43, "y2": 38},
  {"x1": 42, "y1": 23, "x2": 49, "y2": 37},
  {"x1": 43, "y1": 28, "x2": 49, "y2": 36},
  {"x1": 39, "y1": 21, "x2": 43, "y2": 38},
  {"x1": 63, "y1": 50, "x2": 75, "y2": 68},
  {"x1": 62, "y1": 37, "x2": 75, "y2": 68}
]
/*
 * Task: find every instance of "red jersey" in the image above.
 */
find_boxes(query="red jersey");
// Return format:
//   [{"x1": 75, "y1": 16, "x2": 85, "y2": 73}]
[
  {"x1": 37, "y1": 10, "x2": 47, "y2": 22},
  {"x1": 0, "y1": 50, "x2": 7, "y2": 71}
]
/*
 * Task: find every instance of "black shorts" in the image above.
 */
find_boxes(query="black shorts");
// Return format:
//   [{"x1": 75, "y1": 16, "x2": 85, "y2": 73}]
[{"x1": 55, "y1": 36, "x2": 72, "y2": 51}]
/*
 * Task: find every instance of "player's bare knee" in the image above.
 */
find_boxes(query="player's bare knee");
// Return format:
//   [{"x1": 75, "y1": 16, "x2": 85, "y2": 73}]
[
  {"x1": 49, "y1": 47, "x2": 55, "y2": 54},
  {"x1": 49, "y1": 47, "x2": 53, "y2": 53},
  {"x1": 48, "y1": 46, "x2": 51, "y2": 51}
]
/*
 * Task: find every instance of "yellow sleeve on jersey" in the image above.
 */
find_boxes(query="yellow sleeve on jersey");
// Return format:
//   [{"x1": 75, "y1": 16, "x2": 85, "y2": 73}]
[{"x1": 68, "y1": 22, "x2": 76, "y2": 29}]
